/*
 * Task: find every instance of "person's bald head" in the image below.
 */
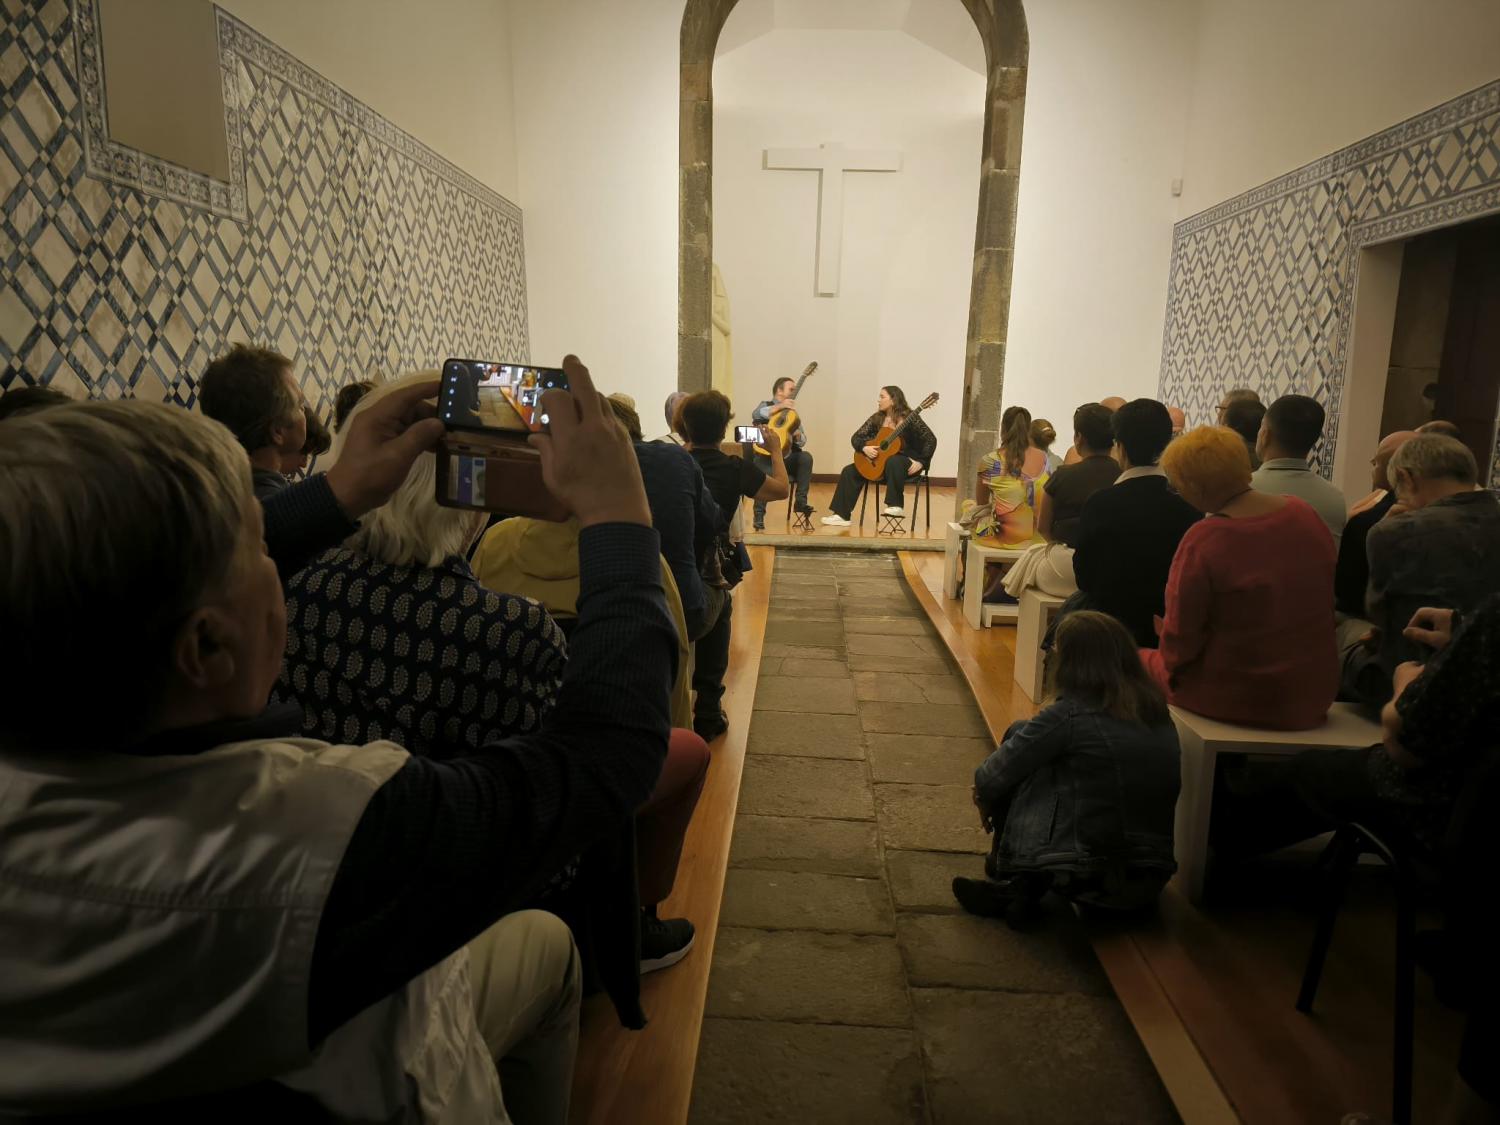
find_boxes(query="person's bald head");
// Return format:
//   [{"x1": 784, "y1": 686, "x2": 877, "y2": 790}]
[
  {"x1": 1100, "y1": 396, "x2": 1126, "y2": 413},
  {"x1": 1371, "y1": 430, "x2": 1418, "y2": 492},
  {"x1": 1165, "y1": 406, "x2": 1186, "y2": 436}
]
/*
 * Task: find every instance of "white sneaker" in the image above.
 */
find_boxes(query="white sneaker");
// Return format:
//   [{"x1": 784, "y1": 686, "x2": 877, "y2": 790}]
[
  {"x1": 883, "y1": 506, "x2": 905, "y2": 517},
  {"x1": 821, "y1": 514, "x2": 851, "y2": 527}
]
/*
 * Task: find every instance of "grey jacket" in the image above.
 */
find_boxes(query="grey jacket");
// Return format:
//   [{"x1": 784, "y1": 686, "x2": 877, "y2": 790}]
[
  {"x1": 975, "y1": 697, "x2": 1180, "y2": 875},
  {"x1": 1367, "y1": 489, "x2": 1500, "y2": 674}
]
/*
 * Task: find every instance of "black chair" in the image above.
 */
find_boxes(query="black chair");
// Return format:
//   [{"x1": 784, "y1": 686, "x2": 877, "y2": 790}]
[
  {"x1": 857, "y1": 468, "x2": 932, "y2": 537},
  {"x1": 786, "y1": 489, "x2": 813, "y2": 532},
  {"x1": 1295, "y1": 747, "x2": 1500, "y2": 1125}
]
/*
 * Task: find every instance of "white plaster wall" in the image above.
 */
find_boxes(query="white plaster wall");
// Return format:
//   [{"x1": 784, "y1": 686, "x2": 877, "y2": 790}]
[
  {"x1": 1004, "y1": 0, "x2": 1198, "y2": 430},
  {"x1": 1177, "y1": 0, "x2": 1500, "y2": 216},
  {"x1": 712, "y1": 29, "x2": 984, "y2": 478},
  {"x1": 507, "y1": 0, "x2": 682, "y2": 414},
  {"x1": 219, "y1": 0, "x2": 521, "y2": 200}
]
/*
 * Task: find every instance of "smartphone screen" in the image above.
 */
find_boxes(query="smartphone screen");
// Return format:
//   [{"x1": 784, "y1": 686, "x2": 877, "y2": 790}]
[
  {"x1": 439, "y1": 358, "x2": 569, "y2": 434},
  {"x1": 734, "y1": 425, "x2": 764, "y2": 444}
]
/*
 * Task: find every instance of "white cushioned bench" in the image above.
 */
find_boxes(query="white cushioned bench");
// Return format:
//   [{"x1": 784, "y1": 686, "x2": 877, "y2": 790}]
[
  {"x1": 962, "y1": 540, "x2": 1026, "y2": 629},
  {"x1": 1013, "y1": 589, "x2": 1067, "y2": 701}
]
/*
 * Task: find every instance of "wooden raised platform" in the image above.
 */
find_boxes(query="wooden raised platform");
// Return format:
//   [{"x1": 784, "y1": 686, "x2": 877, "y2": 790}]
[
  {"x1": 899, "y1": 551, "x2": 1465, "y2": 1125},
  {"x1": 568, "y1": 546, "x2": 774, "y2": 1125}
]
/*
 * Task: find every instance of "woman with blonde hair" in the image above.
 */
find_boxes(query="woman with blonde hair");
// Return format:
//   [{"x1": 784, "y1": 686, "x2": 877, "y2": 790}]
[{"x1": 1143, "y1": 425, "x2": 1337, "y2": 730}]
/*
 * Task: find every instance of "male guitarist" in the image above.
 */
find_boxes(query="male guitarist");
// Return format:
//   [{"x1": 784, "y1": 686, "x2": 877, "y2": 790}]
[
  {"x1": 822, "y1": 385, "x2": 937, "y2": 527},
  {"x1": 750, "y1": 376, "x2": 815, "y2": 530}
]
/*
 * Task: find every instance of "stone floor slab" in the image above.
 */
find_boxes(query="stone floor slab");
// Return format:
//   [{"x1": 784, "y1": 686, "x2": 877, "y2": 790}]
[
  {"x1": 761, "y1": 643, "x2": 844, "y2": 661},
  {"x1": 767, "y1": 607, "x2": 842, "y2": 624},
  {"x1": 746, "y1": 711, "x2": 864, "y2": 759},
  {"x1": 859, "y1": 700, "x2": 990, "y2": 738},
  {"x1": 704, "y1": 928, "x2": 911, "y2": 1026},
  {"x1": 741, "y1": 756, "x2": 875, "y2": 819},
  {"x1": 720, "y1": 869, "x2": 895, "y2": 934},
  {"x1": 838, "y1": 596, "x2": 918, "y2": 617},
  {"x1": 884, "y1": 849, "x2": 984, "y2": 912},
  {"x1": 755, "y1": 675, "x2": 857, "y2": 714},
  {"x1": 853, "y1": 672, "x2": 975, "y2": 706},
  {"x1": 846, "y1": 633, "x2": 941, "y2": 658},
  {"x1": 849, "y1": 652, "x2": 954, "y2": 675},
  {"x1": 912, "y1": 988, "x2": 1178, "y2": 1123},
  {"x1": 866, "y1": 733, "x2": 992, "y2": 786},
  {"x1": 777, "y1": 657, "x2": 852, "y2": 679},
  {"x1": 842, "y1": 615, "x2": 932, "y2": 637},
  {"x1": 688, "y1": 1019, "x2": 926, "y2": 1125},
  {"x1": 765, "y1": 619, "x2": 845, "y2": 647},
  {"x1": 729, "y1": 814, "x2": 883, "y2": 876},
  {"x1": 895, "y1": 912, "x2": 1111, "y2": 995},
  {"x1": 774, "y1": 573, "x2": 838, "y2": 589},
  {"x1": 837, "y1": 578, "x2": 912, "y2": 596},
  {"x1": 874, "y1": 783, "x2": 988, "y2": 853}
]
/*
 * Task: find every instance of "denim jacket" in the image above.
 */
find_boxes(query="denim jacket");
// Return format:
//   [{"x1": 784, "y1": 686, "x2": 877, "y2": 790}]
[{"x1": 974, "y1": 696, "x2": 1181, "y2": 874}]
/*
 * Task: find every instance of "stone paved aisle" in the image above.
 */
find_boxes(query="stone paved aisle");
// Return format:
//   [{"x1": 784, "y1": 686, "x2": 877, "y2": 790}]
[{"x1": 688, "y1": 551, "x2": 1178, "y2": 1125}]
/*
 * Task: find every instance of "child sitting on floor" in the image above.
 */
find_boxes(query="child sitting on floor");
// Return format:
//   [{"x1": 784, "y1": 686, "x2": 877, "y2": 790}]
[{"x1": 953, "y1": 611, "x2": 1181, "y2": 927}]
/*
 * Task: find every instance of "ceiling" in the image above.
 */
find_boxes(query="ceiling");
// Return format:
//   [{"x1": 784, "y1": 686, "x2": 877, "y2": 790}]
[{"x1": 715, "y1": 0, "x2": 987, "y2": 75}]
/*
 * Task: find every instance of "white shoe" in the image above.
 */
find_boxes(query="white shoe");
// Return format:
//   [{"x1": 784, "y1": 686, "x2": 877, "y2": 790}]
[
  {"x1": 883, "y1": 506, "x2": 905, "y2": 517},
  {"x1": 821, "y1": 514, "x2": 851, "y2": 527}
]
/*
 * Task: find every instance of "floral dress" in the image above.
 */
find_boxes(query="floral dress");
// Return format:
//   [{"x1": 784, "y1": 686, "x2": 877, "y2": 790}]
[{"x1": 966, "y1": 446, "x2": 1050, "y2": 547}]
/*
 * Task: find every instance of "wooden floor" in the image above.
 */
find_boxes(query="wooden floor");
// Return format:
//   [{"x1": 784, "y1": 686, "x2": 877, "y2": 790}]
[
  {"x1": 742, "y1": 480, "x2": 957, "y2": 546},
  {"x1": 899, "y1": 551, "x2": 1468, "y2": 1125},
  {"x1": 568, "y1": 546, "x2": 774, "y2": 1125}
]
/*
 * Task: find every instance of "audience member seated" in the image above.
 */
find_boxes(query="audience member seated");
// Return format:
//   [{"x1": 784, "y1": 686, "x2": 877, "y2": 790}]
[
  {"x1": 1143, "y1": 425, "x2": 1338, "y2": 730},
  {"x1": 1417, "y1": 418, "x2": 1461, "y2": 439},
  {"x1": 681, "y1": 390, "x2": 788, "y2": 740},
  {"x1": 1039, "y1": 403, "x2": 1121, "y2": 547},
  {"x1": 952, "y1": 611, "x2": 1180, "y2": 928},
  {"x1": 1031, "y1": 416, "x2": 1062, "y2": 475},
  {"x1": 963, "y1": 405, "x2": 1048, "y2": 547},
  {"x1": 750, "y1": 376, "x2": 815, "y2": 528},
  {"x1": 1365, "y1": 434, "x2": 1500, "y2": 681},
  {"x1": 281, "y1": 402, "x2": 330, "y2": 479},
  {"x1": 0, "y1": 382, "x2": 72, "y2": 420},
  {"x1": 1251, "y1": 393, "x2": 1346, "y2": 545},
  {"x1": 0, "y1": 358, "x2": 676, "y2": 1119},
  {"x1": 1336, "y1": 429, "x2": 1416, "y2": 617},
  {"x1": 1071, "y1": 399, "x2": 1201, "y2": 648},
  {"x1": 332, "y1": 378, "x2": 374, "y2": 432},
  {"x1": 1166, "y1": 405, "x2": 1186, "y2": 437},
  {"x1": 198, "y1": 343, "x2": 309, "y2": 500},
  {"x1": 1222, "y1": 395, "x2": 1266, "y2": 470},
  {"x1": 654, "y1": 390, "x2": 690, "y2": 445},
  {"x1": 1215, "y1": 386, "x2": 1260, "y2": 425}
]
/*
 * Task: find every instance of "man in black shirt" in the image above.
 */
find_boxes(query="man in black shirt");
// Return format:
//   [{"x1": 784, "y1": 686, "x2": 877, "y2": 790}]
[{"x1": 680, "y1": 390, "x2": 788, "y2": 739}]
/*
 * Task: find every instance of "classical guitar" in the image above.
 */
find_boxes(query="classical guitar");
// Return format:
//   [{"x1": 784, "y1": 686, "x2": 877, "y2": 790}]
[
  {"x1": 854, "y1": 392, "x2": 940, "y2": 481},
  {"x1": 753, "y1": 361, "x2": 817, "y2": 457}
]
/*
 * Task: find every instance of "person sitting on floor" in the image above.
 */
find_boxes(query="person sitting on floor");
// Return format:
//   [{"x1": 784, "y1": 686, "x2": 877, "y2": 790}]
[
  {"x1": 1143, "y1": 425, "x2": 1338, "y2": 730},
  {"x1": 1365, "y1": 434, "x2": 1500, "y2": 684},
  {"x1": 1039, "y1": 402, "x2": 1121, "y2": 547},
  {"x1": 1222, "y1": 395, "x2": 1266, "y2": 470},
  {"x1": 1251, "y1": 393, "x2": 1346, "y2": 546},
  {"x1": 953, "y1": 611, "x2": 1181, "y2": 929},
  {"x1": 681, "y1": 389, "x2": 787, "y2": 739},
  {"x1": 198, "y1": 343, "x2": 309, "y2": 500},
  {"x1": 0, "y1": 359, "x2": 676, "y2": 1119},
  {"x1": 962, "y1": 404, "x2": 1048, "y2": 548},
  {"x1": 822, "y1": 385, "x2": 936, "y2": 525},
  {"x1": 1031, "y1": 417, "x2": 1062, "y2": 475},
  {"x1": 1071, "y1": 398, "x2": 1201, "y2": 648}
]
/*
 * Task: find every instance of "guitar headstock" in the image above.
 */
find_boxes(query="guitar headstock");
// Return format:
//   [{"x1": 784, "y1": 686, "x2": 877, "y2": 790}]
[
  {"x1": 802, "y1": 362, "x2": 818, "y2": 377},
  {"x1": 916, "y1": 392, "x2": 939, "y2": 411}
]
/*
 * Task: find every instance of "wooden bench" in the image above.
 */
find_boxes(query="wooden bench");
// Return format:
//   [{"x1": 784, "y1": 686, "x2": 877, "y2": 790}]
[
  {"x1": 1171, "y1": 703, "x2": 1382, "y2": 905},
  {"x1": 961, "y1": 541, "x2": 1025, "y2": 629},
  {"x1": 1013, "y1": 589, "x2": 1066, "y2": 701}
]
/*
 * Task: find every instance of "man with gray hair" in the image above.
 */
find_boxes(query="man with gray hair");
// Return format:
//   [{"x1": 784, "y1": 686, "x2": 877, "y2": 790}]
[
  {"x1": 1365, "y1": 433, "x2": 1500, "y2": 680},
  {"x1": 0, "y1": 358, "x2": 677, "y2": 1120}
]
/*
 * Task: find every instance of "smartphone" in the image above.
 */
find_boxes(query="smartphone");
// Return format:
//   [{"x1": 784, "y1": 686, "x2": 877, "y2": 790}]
[
  {"x1": 435, "y1": 432, "x2": 571, "y2": 522},
  {"x1": 438, "y1": 358, "x2": 569, "y2": 434},
  {"x1": 735, "y1": 425, "x2": 764, "y2": 444}
]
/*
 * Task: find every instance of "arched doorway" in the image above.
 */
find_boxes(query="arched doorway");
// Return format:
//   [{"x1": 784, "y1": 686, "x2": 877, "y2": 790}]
[{"x1": 677, "y1": 0, "x2": 1029, "y2": 512}]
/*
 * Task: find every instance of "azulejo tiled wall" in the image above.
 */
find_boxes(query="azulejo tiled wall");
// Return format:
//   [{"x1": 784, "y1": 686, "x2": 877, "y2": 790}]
[
  {"x1": 0, "y1": 1, "x2": 529, "y2": 415},
  {"x1": 1158, "y1": 80, "x2": 1500, "y2": 484}
]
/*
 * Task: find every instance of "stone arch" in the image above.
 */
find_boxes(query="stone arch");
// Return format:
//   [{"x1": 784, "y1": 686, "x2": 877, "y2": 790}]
[{"x1": 678, "y1": 0, "x2": 1029, "y2": 504}]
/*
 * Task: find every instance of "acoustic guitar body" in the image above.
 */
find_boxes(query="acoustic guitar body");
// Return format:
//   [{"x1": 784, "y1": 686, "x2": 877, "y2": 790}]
[
  {"x1": 855, "y1": 426, "x2": 900, "y2": 481},
  {"x1": 757, "y1": 406, "x2": 803, "y2": 457}
]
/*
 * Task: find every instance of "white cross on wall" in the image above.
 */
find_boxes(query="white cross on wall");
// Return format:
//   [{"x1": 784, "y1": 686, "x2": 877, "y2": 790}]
[{"x1": 763, "y1": 142, "x2": 903, "y2": 297}]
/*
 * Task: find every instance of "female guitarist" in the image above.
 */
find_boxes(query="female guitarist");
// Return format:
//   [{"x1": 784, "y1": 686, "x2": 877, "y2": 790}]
[{"x1": 822, "y1": 386, "x2": 937, "y2": 527}]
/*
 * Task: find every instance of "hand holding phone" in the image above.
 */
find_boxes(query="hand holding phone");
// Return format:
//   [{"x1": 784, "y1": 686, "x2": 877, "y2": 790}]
[{"x1": 734, "y1": 425, "x2": 764, "y2": 444}]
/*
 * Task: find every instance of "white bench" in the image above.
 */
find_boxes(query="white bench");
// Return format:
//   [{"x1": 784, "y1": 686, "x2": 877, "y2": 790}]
[
  {"x1": 962, "y1": 541, "x2": 1026, "y2": 629},
  {"x1": 942, "y1": 522, "x2": 966, "y2": 598},
  {"x1": 1171, "y1": 703, "x2": 1383, "y2": 904},
  {"x1": 1013, "y1": 589, "x2": 1067, "y2": 700}
]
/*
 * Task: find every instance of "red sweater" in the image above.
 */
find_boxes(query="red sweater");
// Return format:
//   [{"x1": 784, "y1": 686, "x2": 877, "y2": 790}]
[{"x1": 1143, "y1": 497, "x2": 1338, "y2": 731}]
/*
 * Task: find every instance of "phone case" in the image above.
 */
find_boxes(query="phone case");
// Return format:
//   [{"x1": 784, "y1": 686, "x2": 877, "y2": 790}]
[{"x1": 435, "y1": 433, "x2": 571, "y2": 522}]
